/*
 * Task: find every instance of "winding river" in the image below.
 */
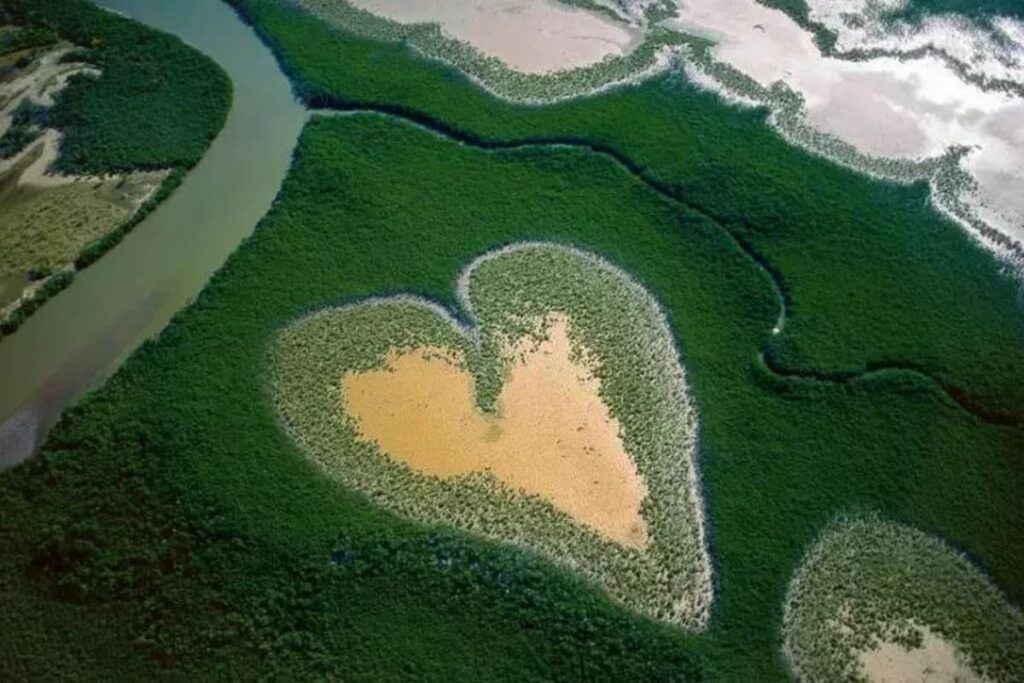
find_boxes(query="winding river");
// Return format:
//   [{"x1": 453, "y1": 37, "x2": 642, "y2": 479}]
[{"x1": 0, "y1": 0, "x2": 308, "y2": 466}]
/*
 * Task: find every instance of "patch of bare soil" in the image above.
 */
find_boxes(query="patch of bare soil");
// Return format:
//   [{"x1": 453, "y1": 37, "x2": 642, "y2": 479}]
[
  {"x1": 859, "y1": 627, "x2": 986, "y2": 683},
  {"x1": 342, "y1": 315, "x2": 649, "y2": 547},
  {"x1": 347, "y1": 0, "x2": 642, "y2": 74}
]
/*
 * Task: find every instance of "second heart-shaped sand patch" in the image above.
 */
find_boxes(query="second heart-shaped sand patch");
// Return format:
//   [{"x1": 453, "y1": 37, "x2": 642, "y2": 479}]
[{"x1": 271, "y1": 243, "x2": 712, "y2": 627}]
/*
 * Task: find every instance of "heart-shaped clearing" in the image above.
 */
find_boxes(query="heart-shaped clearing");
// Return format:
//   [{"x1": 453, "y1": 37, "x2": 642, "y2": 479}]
[
  {"x1": 341, "y1": 314, "x2": 649, "y2": 548},
  {"x1": 271, "y1": 243, "x2": 711, "y2": 627}
]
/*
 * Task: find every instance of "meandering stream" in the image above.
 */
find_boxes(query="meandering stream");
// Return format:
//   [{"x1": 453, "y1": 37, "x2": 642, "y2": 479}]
[{"x1": 0, "y1": 0, "x2": 307, "y2": 466}]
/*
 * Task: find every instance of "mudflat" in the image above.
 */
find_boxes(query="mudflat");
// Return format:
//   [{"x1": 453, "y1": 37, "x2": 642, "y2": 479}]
[{"x1": 346, "y1": 0, "x2": 641, "y2": 74}]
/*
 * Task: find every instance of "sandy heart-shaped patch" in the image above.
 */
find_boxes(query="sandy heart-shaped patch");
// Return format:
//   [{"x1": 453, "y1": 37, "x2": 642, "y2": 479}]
[
  {"x1": 341, "y1": 314, "x2": 650, "y2": 548},
  {"x1": 271, "y1": 243, "x2": 711, "y2": 627}
]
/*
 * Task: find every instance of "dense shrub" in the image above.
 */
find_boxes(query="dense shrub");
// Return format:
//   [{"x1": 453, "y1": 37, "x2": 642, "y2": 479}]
[
  {"x1": 0, "y1": 25, "x2": 56, "y2": 55},
  {"x1": 2, "y1": 112, "x2": 1021, "y2": 680},
  {"x1": 1, "y1": 2, "x2": 1022, "y2": 679},
  {"x1": 1, "y1": 0, "x2": 231, "y2": 175},
  {"x1": 228, "y1": 0, "x2": 1024, "y2": 418}
]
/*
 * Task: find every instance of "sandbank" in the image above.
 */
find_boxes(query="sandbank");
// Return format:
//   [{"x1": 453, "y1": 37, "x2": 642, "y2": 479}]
[{"x1": 670, "y1": 0, "x2": 1024, "y2": 247}]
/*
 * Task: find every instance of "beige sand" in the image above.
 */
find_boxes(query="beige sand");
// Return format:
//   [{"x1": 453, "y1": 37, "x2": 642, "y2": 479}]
[
  {"x1": 10, "y1": 129, "x2": 74, "y2": 188},
  {"x1": 346, "y1": 0, "x2": 642, "y2": 74},
  {"x1": 0, "y1": 47, "x2": 98, "y2": 135},
  {"x1": 341, "y1": 316, "x2": 649, "y2": 547},
  {"x1": 860, "y1": 628, "x2": 986, "y2": 683}
]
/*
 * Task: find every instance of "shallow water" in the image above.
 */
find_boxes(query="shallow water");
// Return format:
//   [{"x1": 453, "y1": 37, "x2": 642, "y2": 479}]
[
  {"x1": 0, "y1": 0, "x2": 307, "y2": 467},
  {"x1": 342, "y1": 317, "x2": 649, "y2": 547}
]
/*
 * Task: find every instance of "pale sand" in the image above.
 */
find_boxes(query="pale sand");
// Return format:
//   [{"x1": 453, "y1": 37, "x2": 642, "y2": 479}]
[
  {"x1": 347, "y1": 0, "x2": 642, "y2": 74},
  {"x1": 0, "y1": 129, "x2": 166, "y2": 197},
  {"x1": 669, "y1": 0, "x2": 1024, "y2": 247},
  {"x1": 9, "y1": 129, "x2": 73, "y2": 188},
  {"x1": 860, "y1": 628, "x2": 986, "y2": 683},
  {"x1": 0, "y1": 47, "x2": 109, "y2": 189},
  {"x1": 0, "y1": 48, "x2": 99, "y2": 135},
  {"x1": 341, "y1": 316, "x2": 649, "y2": 548}
]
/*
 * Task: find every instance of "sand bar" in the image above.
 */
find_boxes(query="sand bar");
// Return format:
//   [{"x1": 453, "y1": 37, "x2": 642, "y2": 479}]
[{"x1": 859, "y1": 627, "x2": 986, "y2": 683}]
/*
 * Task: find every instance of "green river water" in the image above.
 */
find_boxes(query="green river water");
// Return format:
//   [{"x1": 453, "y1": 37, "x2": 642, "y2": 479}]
[{"x1": 0, "y1": 0, "x2": 308, "y2": 465}]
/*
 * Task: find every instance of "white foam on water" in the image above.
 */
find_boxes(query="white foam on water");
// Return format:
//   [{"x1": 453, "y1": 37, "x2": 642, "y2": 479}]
[{"x1": 809, "y1": 0, "x2": 1024, "y2": 86}]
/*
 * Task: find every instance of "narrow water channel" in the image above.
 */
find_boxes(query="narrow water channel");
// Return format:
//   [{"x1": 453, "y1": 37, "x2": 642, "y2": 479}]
[{"x1": 0, "y1": 0, "x2": 308, "y2": 466}]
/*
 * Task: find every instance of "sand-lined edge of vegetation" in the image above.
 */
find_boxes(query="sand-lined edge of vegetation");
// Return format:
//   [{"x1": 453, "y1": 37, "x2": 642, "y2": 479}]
[
  {"x1": 0, "y1": 40, "x2": 170, "y2": 335},
  {"x1": 285, "y1": 0, "x2": 685, "y2": 103},
  {"x1": 782, "y1": 514, "x2": 1024, "y2": 682},
  {"x1": 271, "y1": 243, "x2": 712, "y2": 628},
  {"x1": 669, "y1": 9, "x2": 1024, "y2": 264}
]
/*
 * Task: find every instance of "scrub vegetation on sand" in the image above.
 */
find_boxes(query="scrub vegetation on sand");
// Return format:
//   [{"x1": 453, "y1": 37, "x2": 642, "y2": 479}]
[
  {"x1": 0, "y1": 0, "x2": 230, "y2": 337},
  {"x1": 273, "y1": 244, "x2": 712, "y2": 628},
  {"x1": 762, "y1": 0, "x2": 1024, "y2": 40},
  {"x1": 783, "y1": 515, "x2": 1024, "y2": 682}
]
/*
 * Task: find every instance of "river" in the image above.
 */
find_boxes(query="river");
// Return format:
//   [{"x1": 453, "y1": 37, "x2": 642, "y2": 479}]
[{"x1": 0, "y1": 0, "x2": 308, "y2": 466}]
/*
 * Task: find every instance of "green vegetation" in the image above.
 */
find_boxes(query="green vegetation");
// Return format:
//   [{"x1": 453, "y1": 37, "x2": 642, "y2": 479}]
[
  {"x1": 0, "y1": 0, "x2": 230, "y2": 336},
  {"x1": 274, "y1": 244, "x2": 711, "y2": 628},
  {"x1": 228, "y1": 0, "x2": 1024, "y2": 419},
  {"x1": 0, "y1": 168, "x2": 167, "y2": 283},
  {"x1": 784, "y1": 515, "x2": 1024, "y2": 681},
  {"x1": 0, "y1": 102, "x2": 43, "y2": 158},
  {"x1": 0, "y1": 24, "x2": 55, "y2": 57},
  {"x1": 0, "y1": 0, "x2": 1021, "y2": 679},
  {"x1": 2, "y1": 0, "x2": 231, "y2": 175},
  {"x1": 2, "y1": 108, "x2": 1022, "y2": 679}
]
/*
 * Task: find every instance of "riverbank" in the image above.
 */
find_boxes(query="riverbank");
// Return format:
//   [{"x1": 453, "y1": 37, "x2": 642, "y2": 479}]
[
  {"x1": 0, "y1": 0, "x2": 305, "y2": 466},
  {"x1": 0, "y1": 0, "x2": 231, "y2": 337}
]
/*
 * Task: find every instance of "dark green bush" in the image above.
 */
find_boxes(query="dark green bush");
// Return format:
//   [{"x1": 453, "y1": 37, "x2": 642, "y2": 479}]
[
  {"x1": 0, "y1": 0, "x2": 230, "y2": 333},
  {"x1": 2, "y1": 0, "x2": 231, "y2": 175},
  {"x1": 0, "y1": 25, "x2": 56, "y2": 56}
]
